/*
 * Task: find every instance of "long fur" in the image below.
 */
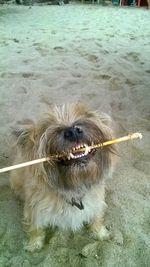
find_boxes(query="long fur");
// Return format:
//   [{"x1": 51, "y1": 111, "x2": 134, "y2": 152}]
[{"x1": 10, "y1": 103, "x2": 116, "y2": 251}]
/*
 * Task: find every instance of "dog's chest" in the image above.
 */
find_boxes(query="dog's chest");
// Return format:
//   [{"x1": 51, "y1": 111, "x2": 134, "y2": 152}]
[{"x1": 35, "y1": 187, "x2": 106, "y2": 231}]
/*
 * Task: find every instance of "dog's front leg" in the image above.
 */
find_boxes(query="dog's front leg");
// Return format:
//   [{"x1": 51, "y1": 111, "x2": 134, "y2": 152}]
[
  {"x1": 23, "y1": 205, "x2": 46, "y2": 252},
  {"x1": 24, "y1": 226, "x2": 45, "y2": 252},
  {"x1": 90, "y1": 215, "x2": 110, "y2": 241}
]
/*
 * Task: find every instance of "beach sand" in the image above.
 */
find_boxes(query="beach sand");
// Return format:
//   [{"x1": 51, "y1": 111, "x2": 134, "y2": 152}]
[{"x1": 0, "y1": 3, "x2": 150, "y2": 267}]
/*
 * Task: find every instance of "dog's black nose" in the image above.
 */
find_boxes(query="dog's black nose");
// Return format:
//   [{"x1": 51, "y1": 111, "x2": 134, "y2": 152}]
[{"x1": 64, "y1": 127, "x2": 83, "y2": 142}]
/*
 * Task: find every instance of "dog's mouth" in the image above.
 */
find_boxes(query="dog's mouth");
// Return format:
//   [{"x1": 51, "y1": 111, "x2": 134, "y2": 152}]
[
  {"x1": 68, "y1": 144, "x2": 92, "y2": 159},
  {"x1": 58, "y1": 144, "x2": 96, "y2": 165}
]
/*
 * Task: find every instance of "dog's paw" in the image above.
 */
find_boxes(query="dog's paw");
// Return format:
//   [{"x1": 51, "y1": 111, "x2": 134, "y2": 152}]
[
  {"x1": 97, "y1": 225, "x2": 110, "y2": 240},
  {"x1": 92, "y1": 225, "x2": 110, "y2": 241},
  {"x1": 24, "y1": 239, "x2": 44, "y2": 252}
]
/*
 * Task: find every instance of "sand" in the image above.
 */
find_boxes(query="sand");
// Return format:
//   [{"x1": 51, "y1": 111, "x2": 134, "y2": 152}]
[{"x1": 0, "y1": 2, "x2": 150, "y2": 267}]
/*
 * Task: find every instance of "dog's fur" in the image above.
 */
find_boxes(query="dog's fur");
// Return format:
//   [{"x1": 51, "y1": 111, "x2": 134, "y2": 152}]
[{"x1": 10, "y1": 103, "x2": 116, "y2": 252}]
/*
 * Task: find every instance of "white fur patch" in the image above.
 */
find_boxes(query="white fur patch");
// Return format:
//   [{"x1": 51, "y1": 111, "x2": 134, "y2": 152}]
[{"x1": 32, "y1": 185, "x2": 106, "y2": 231}]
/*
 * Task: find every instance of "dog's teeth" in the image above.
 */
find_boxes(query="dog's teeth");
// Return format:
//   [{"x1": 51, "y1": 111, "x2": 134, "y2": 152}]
[
  {"x1": 84, "y1": 144, "x2": 90, "y2": 155},
  {"x1": 69, "y1": 144, "x2": 90, "y2": 160},
  {"x1": 91, "y1": 142, "x2": 94, "y2": 147},
  {"x1": 69, "y1": 152, "x2": 76, "y2": 159}
]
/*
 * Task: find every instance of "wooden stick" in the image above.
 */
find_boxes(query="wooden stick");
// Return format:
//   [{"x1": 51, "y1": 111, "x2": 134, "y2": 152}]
[
  {"x1": 88, "y1": 132, "x2": 143, "y2": 150},
  {"x1": 0, "y1": 157, "x2": 51, "y2": 174},
  {"x1": 0, "y1": 132, "x2": 142, "y2": 174}
]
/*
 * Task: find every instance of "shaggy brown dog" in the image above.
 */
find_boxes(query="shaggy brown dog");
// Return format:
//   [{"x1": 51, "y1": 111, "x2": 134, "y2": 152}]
[{"x1": 10, "y1": 103, "x2": 116, "y2": 252}]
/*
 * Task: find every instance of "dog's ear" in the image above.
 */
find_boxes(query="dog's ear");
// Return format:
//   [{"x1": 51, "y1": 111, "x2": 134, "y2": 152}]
[
  {"x1": 12, "y1": 125, "x2": 36, "y2": 147},
  {"x1": 98, "y1": 112, "x2": 112, "y2": 126}
]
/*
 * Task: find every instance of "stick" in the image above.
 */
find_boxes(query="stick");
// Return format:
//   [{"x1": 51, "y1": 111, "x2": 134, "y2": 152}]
[
  {"x1": 0, "y1": 132, "x2": 142, "y2": 174},
  {"x1": 87, "y1": 132, "x2": 143, "y2": 150},
  {"x1": 0, "y1": 157, "x2": 51, "y2": 174}
]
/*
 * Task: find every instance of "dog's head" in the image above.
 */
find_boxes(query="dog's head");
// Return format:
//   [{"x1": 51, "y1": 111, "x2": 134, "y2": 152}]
[{"x1": 13, "y1": 103, "x2": 116, "y2": 191}]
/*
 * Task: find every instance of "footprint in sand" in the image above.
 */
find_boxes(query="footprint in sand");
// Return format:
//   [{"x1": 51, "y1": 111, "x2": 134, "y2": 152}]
[
  {"x1": 86, "y1": 54, "x2": 99, "y2": 62},
  {"x1": 125, "y1": 79, "x2": 136, "y2": 87},
  {"x1": 81, "y1": 28, "x2": 89, "y2": 31},
  {"x1": 22, "y1": 73, "x2": 34, "y2": 78},
  {"x1": 78, "y1": 50, "x2": 104, "y2": 63},
  {"x1": 36, "y1": 47, "x2": 50, "y2": 56},
  {"x1": 12, "y1": 38, "x2": 20, "y2": 43},
  {"x1": 94, "y1": 74, "x2": 112, "y2": 80},
  {"x1": 0, "y1": 40, "x2": 9, "y2": 46},
  {"x1": 33, "y1": 42, "x2": 50, "y2": 56},
  {"x1": 145, "y1": 70, "x2": 150, "y2": 74},
  {"x1": 106, "y1": 34, "x2": 114, "y2": 38},
  {"x1": 21, "y1": 72, "x2": 43, "y2": 80},
  {"x1": 130, "y1": 36, "x2": 137, "y2": 41},
  {"x1": 0, "y1": 72, "x2": 40, "y2": 80},
  {"x1": 124, "y1": 52, "x2": 141, "y2": 63},
  {"x1": 53, "y1": 46, "x2": 66, "y2": 52},
  {"x1": 18, "y1": 87, "x2": 27, "y2": 94},
  {"x1": 51, "y1": 30, "x2": 56, "y2": 34},
  {"x1": 72, "y1": 73, "x2": 82, "y2": 78},
  {"x1": 108, "y1": 77, "x2": 122, "y2": 91},
  {"x1": 95, "y1": 42, "x2": 103, "y2": 48}
]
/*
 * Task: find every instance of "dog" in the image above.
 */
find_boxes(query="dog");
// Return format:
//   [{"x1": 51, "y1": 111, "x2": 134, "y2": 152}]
[{"x1": 10, "y1": 103, "x2": 116, "y2": 252}]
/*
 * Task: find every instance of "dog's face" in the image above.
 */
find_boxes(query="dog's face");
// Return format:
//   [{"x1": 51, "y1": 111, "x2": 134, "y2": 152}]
[{"x1": 14, "y1": 103, "x2": 116, "y2": 191}]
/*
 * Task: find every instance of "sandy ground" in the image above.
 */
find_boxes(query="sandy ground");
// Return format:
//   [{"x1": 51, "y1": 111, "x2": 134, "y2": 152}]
[{"x1": 0, "y1": 2, "x2": 150, "y2": 267}]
